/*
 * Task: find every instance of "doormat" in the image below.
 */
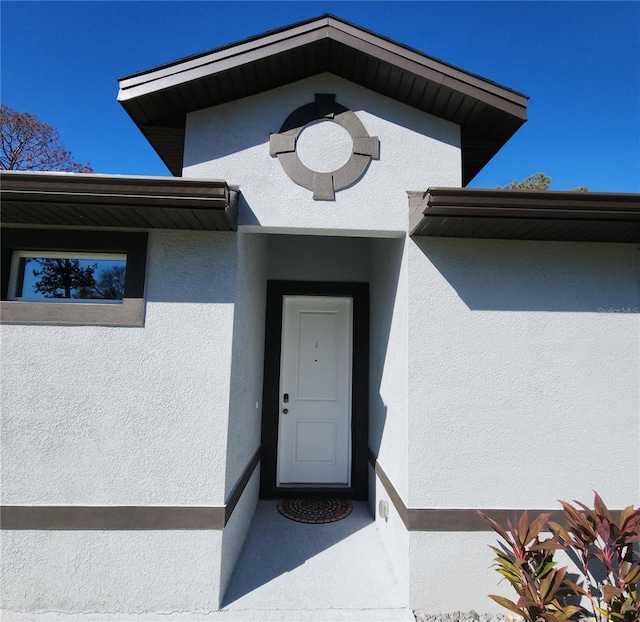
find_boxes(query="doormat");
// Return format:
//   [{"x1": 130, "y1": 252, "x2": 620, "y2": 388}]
[{"x1": 277, "y1": 498, "x2": 353, "y2": 524}]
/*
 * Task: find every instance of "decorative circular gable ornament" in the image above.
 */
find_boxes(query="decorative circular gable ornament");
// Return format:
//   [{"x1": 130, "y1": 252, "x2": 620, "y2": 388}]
[{"x1": 269, "y1": 94, "x2": 380, "y2": 200}]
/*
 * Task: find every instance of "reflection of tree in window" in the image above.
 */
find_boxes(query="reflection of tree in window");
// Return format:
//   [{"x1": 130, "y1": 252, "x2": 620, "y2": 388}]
[
  {"x1": 89, "y1": 265, "x2": 125, "y2": 300},
  {"x1": 29, "y1": 259, "x2": 125, "y2": 300}
]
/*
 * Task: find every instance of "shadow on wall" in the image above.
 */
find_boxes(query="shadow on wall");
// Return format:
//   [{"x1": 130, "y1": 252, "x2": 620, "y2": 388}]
[
  {"x1": 183, "y1": 75, "x2": 459, "y2": 166},
  {"x1": 265, "y1": 233, "x2": 372, "y2": 282},
  {"x1": 368, "y1": 237, "x2": 405, "y2": 459},
  {"x1": 225, "y1": 232, "x2": 269, "y2": 498},
  {"x1": 415, "y1": 237, "x2": 640, "y2": 313},
  {"x1": 237, "y1": 194, "x2": 261, "y2": 227}
]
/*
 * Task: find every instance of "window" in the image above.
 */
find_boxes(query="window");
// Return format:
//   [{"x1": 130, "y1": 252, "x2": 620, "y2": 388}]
[
  {"x1": 1, "y1": 230, "x2": 148, "y2": 326},
  {"x1": 9, "y1": 252, "x2": 127, "y2": 303}
]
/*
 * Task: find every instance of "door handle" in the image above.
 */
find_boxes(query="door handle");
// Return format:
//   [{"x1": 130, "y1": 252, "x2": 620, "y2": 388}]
[
  {"x1": 282, "y1": 408, "x2": 289, "y2": 414},
  {"x1": 283, "y1": 393, "x2": 289, "y2": 403}
]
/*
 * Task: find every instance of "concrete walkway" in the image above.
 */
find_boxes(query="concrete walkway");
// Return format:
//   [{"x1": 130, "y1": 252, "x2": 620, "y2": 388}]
[{"x1": 220, "y1": 500, "x2": 414, "y2": 621}]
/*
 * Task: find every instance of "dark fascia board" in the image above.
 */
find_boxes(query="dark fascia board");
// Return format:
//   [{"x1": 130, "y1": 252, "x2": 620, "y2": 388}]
[
  {"x1": 118, "y1": 14, "x2": 526, "y2": 112},
  {"x1": 117, "y1": 14, "x2": 528, "y2": 183},
  {"x1": 410, "y1": 188, "x2": 640, "y2": 243},
  {"x1": 0, "y1": 170, "x2": 238, "y2": 231}
]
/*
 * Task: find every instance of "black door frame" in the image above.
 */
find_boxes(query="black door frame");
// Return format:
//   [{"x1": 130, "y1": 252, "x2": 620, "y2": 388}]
[{"x1": 259, "y1": 280, "x2": 369, "y2": 500}]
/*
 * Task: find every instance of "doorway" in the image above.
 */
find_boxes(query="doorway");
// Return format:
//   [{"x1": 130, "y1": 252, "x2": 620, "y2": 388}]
[{"x1": 260, "y1": 281, "x2": 369, "y2": 499}]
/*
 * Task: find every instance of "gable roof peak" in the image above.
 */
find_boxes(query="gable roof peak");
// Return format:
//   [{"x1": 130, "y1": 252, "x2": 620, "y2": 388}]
[{"x1": 117, "y1": 14, "x2": 528, "y2": 184}]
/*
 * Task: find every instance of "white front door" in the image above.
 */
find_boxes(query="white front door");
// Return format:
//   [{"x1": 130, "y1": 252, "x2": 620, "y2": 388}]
[{"x1": 277, "y1": 296, "x2": 353, "y2": 486}]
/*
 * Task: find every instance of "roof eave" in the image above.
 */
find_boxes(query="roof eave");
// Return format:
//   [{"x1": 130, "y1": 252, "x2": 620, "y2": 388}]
[
  {"x1": 117, "y1": 15, "x2": 527, "y2": 112},
  {"x1": 0, "y1": 171, "x2": 238, "y2": 231},
  {"x1": 409, "y1": 188, "x2": 640, "y2": 243},
  {"x1": 117, "y1": 14, "x2": 528, "y2": 183}
]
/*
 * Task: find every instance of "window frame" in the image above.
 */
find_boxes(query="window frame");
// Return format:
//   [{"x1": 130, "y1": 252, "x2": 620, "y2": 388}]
[{"x1": 1, "y1": 229, "x2": 148, "y2": 327}]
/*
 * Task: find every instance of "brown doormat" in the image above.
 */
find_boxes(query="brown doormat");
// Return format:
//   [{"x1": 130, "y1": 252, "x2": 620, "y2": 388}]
[{"x1": 277, "y1": 498, "x2": 353, "y2": 524}]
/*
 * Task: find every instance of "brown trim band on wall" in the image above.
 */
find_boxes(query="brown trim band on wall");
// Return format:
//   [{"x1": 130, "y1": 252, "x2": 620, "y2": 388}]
[
  {"x1": 0, "y1": 506, "x2": 226, "y2": 531},
  {"x1": 1, "y1": 448, "x2": 261, "y2": 531},
  {"x1": 224, "y1": 446, "x2": 261, "y2": 524},
  {"x1": 368, "y1": 449, "x2": 408, "y2": 527},
  {"x1": 0, "y1": 298, "x2": 145, "y2": 327},
  {"x1": 368, "y1": 452, "x2": 624, "y2": 531}
]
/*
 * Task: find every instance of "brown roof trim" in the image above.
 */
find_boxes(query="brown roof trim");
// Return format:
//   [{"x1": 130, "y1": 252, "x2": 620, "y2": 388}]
[
  {"x1": 0, "y1": 171, "x2": 238, "y2": 231},
  {"x1": 117, "y1": 14, "x2": 528, "y2": 184},
  {"x1": 410, "y1": 188, "x2": 640, "y2": 243}
]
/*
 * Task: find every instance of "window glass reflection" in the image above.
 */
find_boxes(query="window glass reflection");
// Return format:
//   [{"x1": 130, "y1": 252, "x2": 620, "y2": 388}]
[{"x1": 11, "y1": 252, "x2": 127, "y2": 302}]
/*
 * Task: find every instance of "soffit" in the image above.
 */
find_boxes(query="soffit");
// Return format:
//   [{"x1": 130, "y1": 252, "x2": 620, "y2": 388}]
[
  {"x1": 117, "y1": 14, "x2": 528, "y2": 184},
  {"x1": 410, "y1": 188, "x2": 640, "y2": 243},
  {"x1": 0, "y1": 171, "x2": 238, "y2": 231}
]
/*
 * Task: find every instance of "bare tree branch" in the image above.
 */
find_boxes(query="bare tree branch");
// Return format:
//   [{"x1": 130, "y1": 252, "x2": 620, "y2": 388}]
[{"x1": 0, "y1": 104, "x2": 93, "y2": 172}]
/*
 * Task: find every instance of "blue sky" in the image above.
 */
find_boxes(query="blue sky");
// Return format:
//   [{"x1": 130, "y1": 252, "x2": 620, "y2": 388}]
[{"x1": 2, "y1": 1, "x2": 638, "y2": 191}]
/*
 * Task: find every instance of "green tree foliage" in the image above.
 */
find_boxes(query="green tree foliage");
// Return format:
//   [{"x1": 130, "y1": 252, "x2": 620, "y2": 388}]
[
  {"x1": 497, "y1": 172, "x2": 552, "y2": 190},
  {"x1": 93, "y1": 265, "x2": 126, "y2": 300},
  {"x1": 29, "y1": 260, "x2": 123, "y2": 300},
  {"x1": 0, "y1": 104, "x2": 93, "y2": 172},
  {"x1": 32, "y1": 258, "x2": 97, "y2": 298},
  {"x1": 497, "y1": 171, "x2": 589, "y2": 192}
]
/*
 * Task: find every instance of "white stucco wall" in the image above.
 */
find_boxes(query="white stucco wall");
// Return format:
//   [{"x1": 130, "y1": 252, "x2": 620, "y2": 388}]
[
  {"x1": 409, "y1": 531, "x2": 508, "y2": 613},
  {"x1": 369, "y1": 237, "x2": 409, "y2": 500},
  {"x1": 219, "y1": 469, "x2": 260, "y2": 606},
  {"x1": 407, "y1": 238, "x2": 639, "y2": 510},
  {"x1": 369, "y1": 465, "x2": 411, "y2": 605},
  {"x1": 1, "y1": 230, "x2": 239, "y2": 614},
  {"x1": 225, "y1": 232, "x2": 268, "y2": 496},
  {"x1": 1, "y1": 230, "x2": 237, "y2": 506},
  {"x1": 405, "y1": 238, "x2": 639, "y2": 612},
  {"x1": 220, "y1": 232, "x2": 267, "y2": 601},
  {"x1": 368, "y1": 236, "x2": 411, "y2": 603},
  {"x1": 410, "y1": 529, "x2": 605, "y2": 614},
  {"x1": 183, "y1": 73, "x2": 460, "y2": 235},
  {"x1": 2, "y1": 530, "x2": 222, "y2": 614},
  {"x1": 4, "y1": 63, "x2": 637, "y2": 619}
]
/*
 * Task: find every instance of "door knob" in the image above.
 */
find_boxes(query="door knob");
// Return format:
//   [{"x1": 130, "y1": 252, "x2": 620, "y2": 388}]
[{"x1": 282, "y1": 408, "x2": 289, "y2": 414}]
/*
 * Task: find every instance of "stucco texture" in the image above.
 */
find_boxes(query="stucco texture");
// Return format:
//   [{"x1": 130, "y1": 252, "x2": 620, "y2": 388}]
[
  {"x1": 183, "y1": 73, "x2": 460, "y2": 235},
  {"x1": 225, "y1": 232, "x2": 267, "y2": 498},
  {"x1": 407, "y1": 238, "x2": 640, "y2": 509},
  {"x1": 3, "y1": 60, "x2": 639, "y2": 619},
  {"x1": 409, "y1": 531, "x2": 509, "y2": 613},
  {"x1": 1, "y1": 230, "x2": 238, "y2": 505},
  {"x1": 2, "y1": 530, "x2": 221, "y2": 613}
]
